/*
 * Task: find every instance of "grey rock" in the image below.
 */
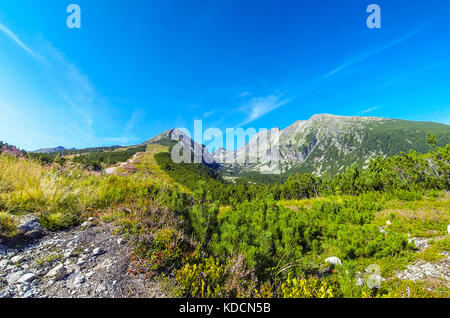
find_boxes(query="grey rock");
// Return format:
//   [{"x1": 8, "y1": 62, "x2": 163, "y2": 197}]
[
  {"x1": 6, "y1": 249, "x2": 18, "y2": 256},
  {"x1": 66, "y1": 264, "x2": 81, "y2": 274},
  {"x1": 10, "y1": 255, "x2": 25, "y2": 264},
  {"x1": 92, "y1": 248, "x2": 104, "y2": 256},
  {"x1": 73, "y1": 275, "x2": 85, "y2": 286},
  {"x1": 0, "y1": 245, "x2": 6, "y2": 257},
  {"x1": 409, "y1": 237, "x2": 430, "y2": 252},
  {"x1": 6, "y1": 271, "x2": 25, "y2": 285},
  {"x1": 45, "y1": 264, "x2": 66, "y2": 280},
  {"x1": 80, "y1": 221, "x2": 94, "y2": 228},
  {"x1": 0, "y1": 259, "x2": 11, "y2": 267},
  {"x1": 86, "y1": 271, "x2": 94, "y2": 278},
  {"x1": 22, "y1": 290, "x2": 32, "y2": 298},
  {"x1": 18, "y1": 273, "x2": 37, "y2": 284},
  {"x1": 17, "y1": 216, "x2": 43, "y2": 234}
]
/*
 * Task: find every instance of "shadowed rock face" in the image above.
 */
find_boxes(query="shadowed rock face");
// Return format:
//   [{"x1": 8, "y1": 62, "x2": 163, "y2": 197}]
[
  {"x1": 212, "y1": 114, "x2": 450, "y2": 176},
  {"x1": 146, "y1": 129, "x2": 217, "y2": 167}
]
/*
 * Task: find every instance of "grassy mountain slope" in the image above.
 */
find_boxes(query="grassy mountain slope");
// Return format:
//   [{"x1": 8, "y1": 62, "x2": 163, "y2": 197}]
[{"x1": 216, "y1": 115, "x2": 450, "y2": 179}]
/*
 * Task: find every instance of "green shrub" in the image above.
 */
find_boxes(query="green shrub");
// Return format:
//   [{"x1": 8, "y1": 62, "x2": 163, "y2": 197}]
[
  {"x1": 336, "y1": 225, "x2": 411, "y2": 259},
  {"x1": 175, "y1": 257, "x2": 226, "y2": 298},
  {"x1": 0, "y1": 211, "x2": 19, "y2": 238},
  {"x1": 281, "y1": 275, "x2": 335, "y2": 298}
]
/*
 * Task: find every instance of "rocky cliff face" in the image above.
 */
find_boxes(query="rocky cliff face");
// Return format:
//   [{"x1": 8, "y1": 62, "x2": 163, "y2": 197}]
[
  {"x1": 146, "y1": 128, "x2": 216, "y2": 166},
  {"x1": 212, "y1": 114, "x2": 450, "y2": 176}
]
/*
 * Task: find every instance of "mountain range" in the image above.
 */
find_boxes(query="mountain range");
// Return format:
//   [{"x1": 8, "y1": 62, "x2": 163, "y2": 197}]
[
  {"x1": 148, "y1": 114, "x2": 450, "y2": 178},
  {"x1": 31, "y1": 146, "x2": 74, "y2": 154}
]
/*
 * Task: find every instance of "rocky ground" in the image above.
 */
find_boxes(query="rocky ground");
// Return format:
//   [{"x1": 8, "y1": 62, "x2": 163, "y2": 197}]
[
  {"x1": 0, "y1": 218, "x2": 166, "y2": 298},
  {"x1": 395, "y1": 236, "x2": 450, "y2": 289},
  {"x1": 1, "y1": 216, "x2": 448, "y2": 298}
]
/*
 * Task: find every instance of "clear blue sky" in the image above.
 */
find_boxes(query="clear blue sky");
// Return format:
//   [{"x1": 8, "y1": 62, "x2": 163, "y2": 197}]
[{"x1": 1, "y1": 0, "x2": 449, "y2": 151}]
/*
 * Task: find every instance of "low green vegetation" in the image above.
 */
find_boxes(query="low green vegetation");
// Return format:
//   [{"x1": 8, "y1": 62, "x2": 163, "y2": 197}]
[
  {"x1": 0, "y1": 139, "x2": 449, "y2": 298},
  {"x1": 28, "y1": 145, "x2": 146, "y2": 170}
]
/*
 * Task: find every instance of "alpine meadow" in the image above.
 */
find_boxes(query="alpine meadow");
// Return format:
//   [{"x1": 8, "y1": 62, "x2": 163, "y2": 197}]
[{"x1": 0, "y1": 0, "x2": 450, "y2": 304}]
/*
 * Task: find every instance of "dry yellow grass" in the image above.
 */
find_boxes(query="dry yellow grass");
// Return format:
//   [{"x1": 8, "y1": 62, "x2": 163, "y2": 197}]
[{"x1": 278, "y1": 196, "x2": 342, "y2": 211}]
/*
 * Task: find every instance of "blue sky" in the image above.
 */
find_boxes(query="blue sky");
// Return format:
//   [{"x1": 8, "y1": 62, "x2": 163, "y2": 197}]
[{"x1": 0, "y1": 0, "x2": 449, "y2": 151}]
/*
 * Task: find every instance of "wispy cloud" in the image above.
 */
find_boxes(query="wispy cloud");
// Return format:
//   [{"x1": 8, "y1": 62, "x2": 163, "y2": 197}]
[
  {"x1": 323, "y1": 25, "x2": 426, "y2": 79},
  {"x1": 360, "y1": 105, "x2": 383, "y2": 114},
  {"x1": 126, "y1": 108, "x2": 146, "y2": 132},
  {"x1": 203, "y1": 110, "x2": 217, "y2": 118},
  {"x1": 237, "y1": 91, "x2": 251, "y2": 98},
  {"x1": 239, "y1": 94, "x2": 294, "y2": 126},
  {"x1": 0, "y1": 22, "x2": 38, "y2": 58},
  {"x1": 0, "y1": 21, "x2": 122, "y2": 147}
]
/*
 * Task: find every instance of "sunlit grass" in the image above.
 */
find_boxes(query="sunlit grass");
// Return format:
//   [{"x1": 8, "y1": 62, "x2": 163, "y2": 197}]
[{"x1": 0, "y1": 154, "x2": 173, "y2": 232}]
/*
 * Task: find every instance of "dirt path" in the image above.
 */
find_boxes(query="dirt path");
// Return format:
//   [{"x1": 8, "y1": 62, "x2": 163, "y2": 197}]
[{"x1": 0, "y1": 221, "x2": 166, "y2": 298}]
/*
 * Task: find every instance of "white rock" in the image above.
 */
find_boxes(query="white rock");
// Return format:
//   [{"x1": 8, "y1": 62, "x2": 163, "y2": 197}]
[
  {"x1": 325, "y1": 257, "x2": 343, "y2": 266},
  {"x1": 80, "y1": 221, "x2": 94, "y2": 228},
  {"x1": 18, "y1": 273, "x2": 37, "y2": 284},
  {"x1": 63, "y1": 251, "x2": 72, "y2": 258},
  {"x1": 86, "y1": 271, "x2": 94, "y2": 278},
  {"x1": 66, "y1": 264, "x2": 81, "y2": 275},
  {"x1": 74, "y1": 275, "x2": 85, "y2": 286},
  {"x1": 92, "y1": 248, "x2": 103, "y2": 256},
  {"x1": 11, "y1": 255, "x2": 25, "y2": 263},
  {"x1": 117, "y1": 238, "x2": 126, "y2": 245},
  {"x1": 88, "y1": 217, "x2": 95, "y2": 222},
  {"x1": 447, "y1": 224, "x2": 450, "y2": 235},
  {"x1": 6, "y1": 271, "x2": 25, "y2": 284},
  {"x1": 386, "y1": 220, "x2": 392, "y2": 226},
  {"x1": 0, "y1": 259, "x2": 10, "y2": 267},
  {"x1": 45, "y1": 264, "x2": 66, "y2": 280}
]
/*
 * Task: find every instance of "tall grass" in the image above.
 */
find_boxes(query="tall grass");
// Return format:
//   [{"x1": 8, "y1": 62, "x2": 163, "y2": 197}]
[{"x1": 0, "y1": 155, "x2": 172, "y2": 231}]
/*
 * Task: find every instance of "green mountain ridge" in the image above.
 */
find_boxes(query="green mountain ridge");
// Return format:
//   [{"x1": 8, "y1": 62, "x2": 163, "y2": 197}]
[{"x1": 148, "y1": 114, "x2": 450, "y2": 181}]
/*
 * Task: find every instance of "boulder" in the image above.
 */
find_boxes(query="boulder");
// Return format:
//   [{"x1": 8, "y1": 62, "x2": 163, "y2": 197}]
[
  {"x1": 80, "y1": 221, "x2": 94, "y2": 228},
  {"x1": 17, "y1": 216, "x2": 43, "y2": 234},
  {"x1": 45, "y1": 264, "x2": 66, "y2": 280},
  {"x1": 10, "y1": 255, "x2": 25, "y2": 264},
  {"x1": 18, "y1": 273, "x2": 37, "y2": 284},
  {"x1": 92, "y1": 247, "x2": 104, "y2": 256},
  {"x1": 6, "y1": 271, "x2": 25, "y2": 284},
  {"x1": 17, "y1": 216, "x2": 44, "y2": 240}
]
